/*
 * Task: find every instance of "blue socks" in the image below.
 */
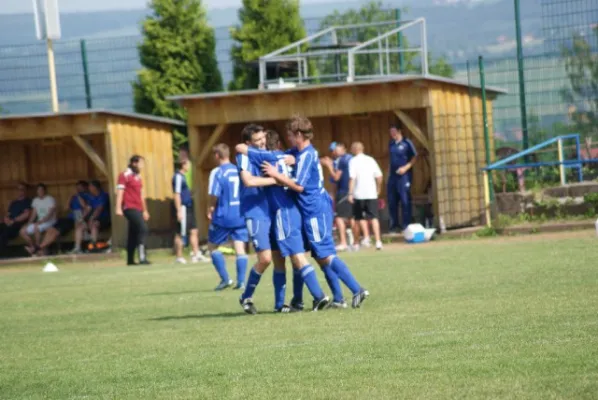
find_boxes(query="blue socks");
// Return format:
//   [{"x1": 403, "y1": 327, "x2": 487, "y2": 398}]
[
  {"x1": 236, "y1": 255, "x2": 248, "y2": 285},
  {"x1": 329, "y1": 256, "x2": 361, "y2": 295},
  {"x1": 292, "y1": 268, "x2": 304, "y2": 304},
  {"x1": 211, "y1": 251, "x2": 229, "y2": 282},
  {"x1": 241, "y1": 267, "x2": 262, "y2": 300},
  {"x1": 273, "y1": 270, "x2": 286, "y2": 310},
  {"x1": 321, "y1": 264, "x2": 344, "y2": 303},
  {"x1": 300, "y1": 265, "x2": 324, "y2": 301}
]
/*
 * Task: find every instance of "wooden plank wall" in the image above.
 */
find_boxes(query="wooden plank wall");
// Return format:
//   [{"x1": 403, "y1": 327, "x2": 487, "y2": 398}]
[
  {"x1": 107, "y1": 118, "x2": 174, "y2": 248},
  {"x1": 190, "y1": 111, "x2": 431, "y2": 238},
  {"x1": 430, "y1": 84, "x2": 495, "y2": 228},
  {"x1": 0, "y1": 135, "x2": 107, "y2": 219}
]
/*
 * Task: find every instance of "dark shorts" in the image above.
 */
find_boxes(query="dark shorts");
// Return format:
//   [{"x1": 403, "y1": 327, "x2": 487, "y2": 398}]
[
  {"x1": 53, "y1": 218, "x2": 75, "y2": 235},
  {"x1": 334, "y1": 193, "x2": 353, "y2": 220},
  {"x1": 174, "y1": 205, "x2": 197, "y2": 236},
  {"x1": 353, "y1": 199, "x2": 379, "y2": 220}
]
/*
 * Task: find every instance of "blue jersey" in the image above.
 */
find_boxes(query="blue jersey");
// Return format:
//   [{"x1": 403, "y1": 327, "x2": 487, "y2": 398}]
[
  {"x1": 89, "y1": 191, "x2": 110, "y2": 219},
  {"x1": 247, "y1": 148, "x2": 297, "y2": 212},
  {"x1": 208, "y1": 163, "x2": 245, "y2": 228},
  {"x1": 333, "y1": 153, "x2": 352, "y2": 194},
  {"x1": 389, "y1": 138, "x2": 417, "y2": 175},
  {"x1": 293, "y1": 144, "x2": 328, "y2": 217},
  {"x1": 173, "y1": 171, "x2": 193, "y2": 207},
  {"x1": 68, "y1": 192, "x2": 91, "y2": 220},
  {"x1": 236, "y1": 153, "x2": 270, "y2": 220}
]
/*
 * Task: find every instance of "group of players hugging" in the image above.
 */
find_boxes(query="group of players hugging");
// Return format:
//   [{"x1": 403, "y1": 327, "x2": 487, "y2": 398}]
[{"x1": 181, "y1": 115, "x2": 369, "y2": 315}]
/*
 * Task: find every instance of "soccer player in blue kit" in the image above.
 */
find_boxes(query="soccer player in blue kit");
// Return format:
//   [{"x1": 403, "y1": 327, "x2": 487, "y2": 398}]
[
  {"x1": 260, "y1": 115, "x2": 369, "y2": 308},
  {"x1": 388, "y1": 123, "x2": 417, "y2": 232},
  {"x1": 237, "y1": 130, "x2": 331, "y2": 313},
  {"x1": 207, "y1": 143, "x2": 249, "y2": 291}
]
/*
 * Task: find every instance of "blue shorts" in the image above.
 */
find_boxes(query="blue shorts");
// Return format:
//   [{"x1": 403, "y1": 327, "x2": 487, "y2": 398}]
[
  {"x1": 208, "y1": 223, "x2": 248, "y2": 245},
  {"x1": 270, "y1": 207, "x2": 305, "y2": 258},
  {"x1": 302, "y1": 211, "x2": 336, "y2": 260},
  {"x1": 246, "y1": 217, "x2": 271, "y2": 253}
]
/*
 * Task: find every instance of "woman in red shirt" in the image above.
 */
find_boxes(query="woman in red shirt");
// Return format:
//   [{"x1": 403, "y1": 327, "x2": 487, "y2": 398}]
[{"x1": 116, "y1": 155, "x2": 151, "y2": 266}]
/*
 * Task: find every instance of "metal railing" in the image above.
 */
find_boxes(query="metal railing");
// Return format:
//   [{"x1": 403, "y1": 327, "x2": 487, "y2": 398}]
[
  {"x1": 258, "y1": 18, "x2": 428, "y2": 87},
  {"x1": 481, "y1": 133, "x2": 598, "y2": 227}
]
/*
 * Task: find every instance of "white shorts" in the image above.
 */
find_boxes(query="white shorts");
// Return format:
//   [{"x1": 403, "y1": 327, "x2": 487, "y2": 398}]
[{"x1": 24, "y1": 221, "x2": 57, "y2": 235}]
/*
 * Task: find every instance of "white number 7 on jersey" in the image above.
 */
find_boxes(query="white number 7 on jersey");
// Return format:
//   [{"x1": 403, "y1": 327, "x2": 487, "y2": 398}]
[{"x1": 228, "y1": 176, "x2": 239, "y2": 198}]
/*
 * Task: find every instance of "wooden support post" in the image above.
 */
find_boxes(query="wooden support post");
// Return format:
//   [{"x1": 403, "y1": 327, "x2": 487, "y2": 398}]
[
  {"x1": 483, "y1": 170, "x2": 492, "y2": 228},
  {"x1": 196, "y1": 124, "x2": 227, "y2": 166},
  {"x1": 72, "y1": 135, "x2": 108, "y2": 176},
  {"x1": 394, "y1": 109, "x2": 430, "y2": 151}
]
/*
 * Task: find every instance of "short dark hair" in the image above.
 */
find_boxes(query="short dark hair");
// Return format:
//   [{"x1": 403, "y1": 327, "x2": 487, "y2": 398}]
[
  {"x1": 266, "y1": 130, "x2": 280, "y2": 151},
  {"x1": 129, "y1": 155, "x2": 143, "y2": 165},
  {"x1": 390, "y1": 122, "x2": 402, "y2": 130},
  {"x1": 212, "y1": 143, "x2": 230, "y2": 159},
  {"x1": 90, "y1": 180, "x2": 102, "y2": 191},
  {"x1": 76, "y1": 180, "x2": 89, "y2": 188},
  {"x1": 17, "y1": 182, "x2": 27, "y2": 190},
  {"x1": 336, "y1": 142, "x2": 346, "y2": 149},
  {"x1": 37, "y1": 183, "x2": 47, "y2": 193},
  {"x1": 241, "y1": 123, "x2": 264, "y2": 142}
]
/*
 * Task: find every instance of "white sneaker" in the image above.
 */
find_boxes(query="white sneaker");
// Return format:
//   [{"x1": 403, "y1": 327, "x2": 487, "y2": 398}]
[
  {"x1": 192, "y1": 254, "x2": 210, "y2": 263},
  {"x1": 375, "y1": 240, "x2": 383, "y2": 250},
  {"x1": 175, "y1": 257, "x2": 187, "y2": 264},
  {"x1": 361, "y1": 237, "x2": 371, "y2": 248},
  {"x1": 352, "y1": 244, "x2": 361, "y2": 252},
  {"x1": 335, "y1": 244, "x2": 348, "y2": 252}
]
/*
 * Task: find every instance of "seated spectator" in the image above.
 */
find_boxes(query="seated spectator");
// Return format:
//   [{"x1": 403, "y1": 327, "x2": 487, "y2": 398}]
[
  {"x1": 20, "y1": 183, "x2": 57, "y2": 256},
  {"x1": 82, "y1": 180, "x2": 111, "y2": 252},
  {"x1": 37, "y1": 181, "x2": 91, "y2": 255},
  {"x1": 0, "y1": 183, "x2": 32, "y2": 255}
]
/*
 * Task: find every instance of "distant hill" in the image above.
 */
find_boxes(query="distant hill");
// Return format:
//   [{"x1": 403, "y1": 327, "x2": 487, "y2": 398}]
[{"x1": 0, "y1": 0, "x2": 548, "y2": 116}]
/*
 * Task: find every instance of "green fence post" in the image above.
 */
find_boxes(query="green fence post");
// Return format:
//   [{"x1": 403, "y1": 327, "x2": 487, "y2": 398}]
[
  {"x1": 479, "y1": 56, "x2": 494, "y2": 202},
  {"x1": 80, "y1": 39, "x2": 92, "y2": 109},
  {"x1": 396, "y1": 8, "x2": 404, "y2": 74},
  {"x1": 514, "y1": 0, "x2": 529, "y2": 160}
]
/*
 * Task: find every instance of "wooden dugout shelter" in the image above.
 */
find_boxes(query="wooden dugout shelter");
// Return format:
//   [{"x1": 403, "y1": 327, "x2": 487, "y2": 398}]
[
  {"x1": 0, "y1": 109, "x2": 183, "y2": 248},
  {"x1": 169, "y1": 75, "x2": 505, "y2": 236}
]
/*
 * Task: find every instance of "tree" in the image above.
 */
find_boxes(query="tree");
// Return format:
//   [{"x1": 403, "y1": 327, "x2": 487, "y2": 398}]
[
  {"x1": 319, "y1": 1, "x2": 454, "y2": 80},
  {"x1": 229, "y1": 0, "x2": 307, "y2": 91},
  {"x1": 428, "y1": 55, "x2": 454, "y2": 78},
  {"x1": 133, "y1": 0, "x2": 223, "y2": 152},
  {"x1": 561, "y1": 27, "x2": 598, "y2": 142}
]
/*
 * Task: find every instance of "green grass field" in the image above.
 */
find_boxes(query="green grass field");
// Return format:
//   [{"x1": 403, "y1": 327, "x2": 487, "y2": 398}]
[{"x1": 1, "y1": 231, "x2": 597, "y2": 399}]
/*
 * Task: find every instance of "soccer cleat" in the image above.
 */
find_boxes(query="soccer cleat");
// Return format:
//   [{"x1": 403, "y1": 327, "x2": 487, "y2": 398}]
[
  {"x1": 360, "y1": 238, "x2": 372, "y2": 248},
  {"x1": 175, "y1": 257, "x2": 187, "y2": 264},
  {"x1": 214, "y1": 279, "x2": 234, "y2": 291},
  {"x1": 275, "y1": 304, "x2": 297, "y2": 313},
  {"x1": 240, "y1": 297, "x2": 257, "y2": 315},
  {"x1": 312, "y1": 295, "x2": 330, "y2": 312},
  {"x1": 290, "y1": 299, "x2": 304, "y2": 312},
  {"x1": 335, "y1": 244, "x2": 348, "y2": 252},
  {"x1": 329, "y1": 300, "x2": 348, "y2": 309},
  {"x1": 375, "y1": 240, "x2": 383, "y2": 250},
  {"x1": 233, "y1": 282, "x2": 245, "y2": 290},
  {"x1": 351, "y1": 288, "x2": 369, "y2": 309}
]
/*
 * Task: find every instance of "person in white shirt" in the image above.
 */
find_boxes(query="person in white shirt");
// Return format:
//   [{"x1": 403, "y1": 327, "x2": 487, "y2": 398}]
[
  {"x1": 348, "y1": 142, "x2": 384, "y2": 250},
  {"x1": 19, "y1": 183, "x2": 57, "y2": 255}
]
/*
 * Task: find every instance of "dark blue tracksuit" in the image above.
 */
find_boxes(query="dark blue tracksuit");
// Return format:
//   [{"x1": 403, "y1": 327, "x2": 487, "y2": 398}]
[{"x1": 387, "y1": 138, "x2": 417, "y2": 230}]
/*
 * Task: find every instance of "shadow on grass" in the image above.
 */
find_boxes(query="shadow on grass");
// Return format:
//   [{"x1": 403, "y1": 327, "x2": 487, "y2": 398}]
[{"x1": 149, "y1": 311, "x2": 279, "y2": 321}]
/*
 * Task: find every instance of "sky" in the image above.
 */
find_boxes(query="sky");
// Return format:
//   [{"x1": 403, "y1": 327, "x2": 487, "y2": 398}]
[{"x1": 1, "y1": 0, "x2": 337, "y2": 14}]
